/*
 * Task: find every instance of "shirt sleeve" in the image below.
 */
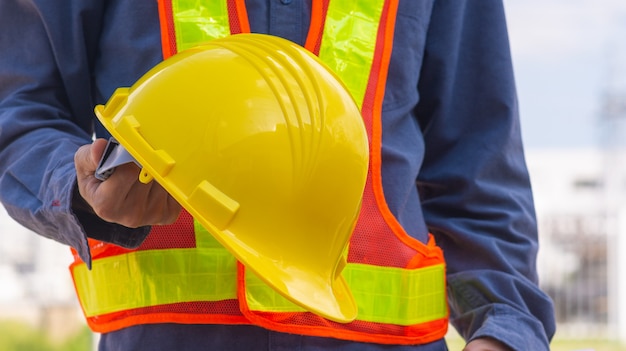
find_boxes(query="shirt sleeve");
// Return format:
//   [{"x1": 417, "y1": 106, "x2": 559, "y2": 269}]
[
  {"x1": 0, "y1": 1, "x2": 149, "y2": 266},
  {"x1": 414, "y1": 1, "x2": 556, "y2": 349}
]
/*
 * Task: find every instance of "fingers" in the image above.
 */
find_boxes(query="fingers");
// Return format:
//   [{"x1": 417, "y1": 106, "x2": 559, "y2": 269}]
[
  {"x1": 132, "y1": 180, "x2": 182, "y2": 225},
  {"x1": 74, "y1": 139, "x2": 181, "y2": 228},
  {"x1": 107, "y1": 169, "x2": 181, "y2": 227},
  {"x1": 74, "y1": 139, "x2": 106, "y2": 203},
  {"x1": 90, "y1": 138, "x2": 108, "y2": 167},
  {"x1": 93, "y1": 162, "x2": 181, "y2": 227}
]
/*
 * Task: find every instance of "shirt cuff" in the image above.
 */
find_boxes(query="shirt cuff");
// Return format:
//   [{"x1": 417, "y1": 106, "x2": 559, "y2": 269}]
[
  {"x1": 462, "y1": 303, "x2": 550, "y2": 351},
  {"x1": 447, "y1": 273, "x2": 553, "y2": 351},
  {"x1": 70, "y1": 182, "x2": 151, "y2": 267}
]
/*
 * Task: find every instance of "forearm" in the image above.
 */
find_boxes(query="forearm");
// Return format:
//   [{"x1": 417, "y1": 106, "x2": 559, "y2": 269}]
[
  {"x1": 415, "y1": 0, "x2": 556, "y2": 349},
  {"x1": 0, "y1": 0, "x2": 150, "y2": 265}
]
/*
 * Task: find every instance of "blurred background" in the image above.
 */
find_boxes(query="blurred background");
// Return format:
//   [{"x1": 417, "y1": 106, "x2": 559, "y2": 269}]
[{"x1": 2, "y1": 1, "x2": 626, "y2": 350}]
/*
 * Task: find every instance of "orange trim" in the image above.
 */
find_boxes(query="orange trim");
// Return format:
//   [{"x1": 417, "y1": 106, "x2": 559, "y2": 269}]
[
  {"x1": 71, "y1": 260, "x2": 250, "y2": 334},
  {"x1": 234, "y1": 0, "x2": 250, "y2": 33},
  {"x1": 238, "y1": 264, "x2": 447, "y2": 345},
  {"x1": 227, "y1": 0, "x2": 251, "y2": 34},
  {"x1": 244, "y1": 312, "x2": 448, "y2": 345},
  {"x1": 157, "y1": 0, "x2": 177, "y2": 59},
  {"x1": 406, "y1": 235, "x2": 445, "y2": 268},
  {"x1": 86, "y1": 312, "x2": 249, "y2": 334},
  {"x1": 304, "y1": 0, "x2": 325, "y2": 53},
  {"x1": 364, "y1": 0, "x2": 430, "y2": 258}
]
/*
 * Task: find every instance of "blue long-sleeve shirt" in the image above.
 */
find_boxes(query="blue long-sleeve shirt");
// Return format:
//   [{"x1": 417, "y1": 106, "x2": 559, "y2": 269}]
[{"x1": 0, "y1": 0, "x2": 556, "y2": 350}]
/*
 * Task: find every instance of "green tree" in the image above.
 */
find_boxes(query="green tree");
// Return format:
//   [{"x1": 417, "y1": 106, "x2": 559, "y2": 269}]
[{"x1": 0, "y1": 320, "x2": 93, "y2": 351}]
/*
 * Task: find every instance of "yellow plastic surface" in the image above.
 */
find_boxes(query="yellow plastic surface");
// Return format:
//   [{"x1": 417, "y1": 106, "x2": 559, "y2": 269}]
[{"x1": 94, "y1": 34, "x2": 368, "y2": 323}]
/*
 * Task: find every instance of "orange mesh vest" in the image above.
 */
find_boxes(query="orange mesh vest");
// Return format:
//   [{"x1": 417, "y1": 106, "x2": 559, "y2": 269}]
[{"x1": 70, "y1": 0, "x2": 448, "y2": 344}]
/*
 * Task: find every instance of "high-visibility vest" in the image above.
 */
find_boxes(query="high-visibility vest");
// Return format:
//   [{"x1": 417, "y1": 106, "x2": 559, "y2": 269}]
[{"x1": 71, "y1": 0, "x2": 449, "y2": 345}]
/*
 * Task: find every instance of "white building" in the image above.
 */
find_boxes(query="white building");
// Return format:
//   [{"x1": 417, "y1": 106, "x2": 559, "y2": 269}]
[
  {"x1": 0, "y1": 206, "x2": 82, "y2": 343},
  {"x1": 527, "y1": 147, "x2": 626, "y2": 341}
]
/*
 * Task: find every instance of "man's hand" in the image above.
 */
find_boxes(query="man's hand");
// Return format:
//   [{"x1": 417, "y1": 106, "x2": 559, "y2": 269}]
[
  {"x1": 74, "y1": 138, "x2": 181, "y2": 227},
  {"x1": 463, "y1": 337, "x2": 514, "y2": 351}
]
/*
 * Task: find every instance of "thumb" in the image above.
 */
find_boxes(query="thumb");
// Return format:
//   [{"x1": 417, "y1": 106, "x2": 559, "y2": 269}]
[{"x1": 89, "y1": 138, "x2": 109, "y2": 169}]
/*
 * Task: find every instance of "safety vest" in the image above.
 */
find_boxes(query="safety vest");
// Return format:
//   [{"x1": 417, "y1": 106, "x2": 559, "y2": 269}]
[{"x1": 71, "y1": 0, "x2": 448, "y2": 345}]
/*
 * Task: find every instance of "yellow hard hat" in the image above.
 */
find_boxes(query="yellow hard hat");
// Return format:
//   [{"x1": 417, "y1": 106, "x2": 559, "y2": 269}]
[{"x1": 94, "y1": 34, "x2": 368, "y2": 323}]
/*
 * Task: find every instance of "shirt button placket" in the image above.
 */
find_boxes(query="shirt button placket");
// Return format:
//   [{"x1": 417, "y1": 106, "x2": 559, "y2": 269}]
[{"x1": 269, "y1": 0, "x2": 305, "y2": 45}]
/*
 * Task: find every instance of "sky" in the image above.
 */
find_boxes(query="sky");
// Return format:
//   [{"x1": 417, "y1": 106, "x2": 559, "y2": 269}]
[{"x1": 503, "y1": 0, "x2": 626, "y2": 149}]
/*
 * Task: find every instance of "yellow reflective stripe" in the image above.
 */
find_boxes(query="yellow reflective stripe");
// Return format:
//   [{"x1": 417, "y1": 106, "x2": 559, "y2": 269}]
[
  {"x1": 74, "y1": 243, "x2": 446, "y2": 325},
  {"x1": 317, "y1": 1, "x2": 385, "y2": 108},
  {"x1": 171, "y1": 0, "x2": 230, "y2": 52},
  {"x1": 194, "y1": 218, "x2": 224, "y2": 248},
  {"x1": 245, "y1": 263, "x2": 447, "y2": 325},
  {"x1": 346, "y1": 263, "x2": 447, "y2": 325},
  {"x1": 245, "y1": 273, "x2": 306, "y2": 313},
  {"x1": 171, "y1": 0, "x2": 384, "y2": 107},
  {"x1": 73, "y1": 248, "x2": 237, "y2": 317}
]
